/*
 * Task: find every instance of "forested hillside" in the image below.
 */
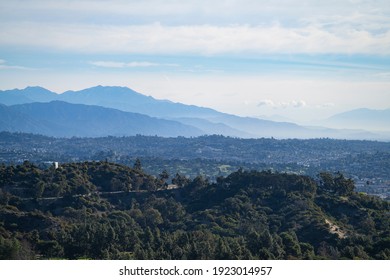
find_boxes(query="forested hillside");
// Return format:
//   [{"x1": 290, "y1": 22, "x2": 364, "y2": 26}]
[{"x1": 1, "y1": 161, "x2": 389, "y2": 260}]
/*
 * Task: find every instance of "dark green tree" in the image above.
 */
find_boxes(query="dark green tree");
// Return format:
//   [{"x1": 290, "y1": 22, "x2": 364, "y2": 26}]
[{"x1": 133, "y1": 158, "x2": 142, "y2": 171}]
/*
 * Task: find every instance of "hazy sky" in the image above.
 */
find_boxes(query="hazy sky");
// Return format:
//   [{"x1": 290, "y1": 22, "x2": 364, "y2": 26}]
[{"x1": 0, "y1": 0, "x2": 389, "y2": 122}]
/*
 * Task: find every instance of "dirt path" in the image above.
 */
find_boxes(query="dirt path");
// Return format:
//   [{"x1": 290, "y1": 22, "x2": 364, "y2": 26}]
[{"x1": 325, "y1": 219, "x2": 347, "y2": 239}]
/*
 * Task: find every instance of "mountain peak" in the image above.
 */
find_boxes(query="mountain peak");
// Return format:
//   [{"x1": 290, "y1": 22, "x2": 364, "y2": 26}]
[
  {"x1": 325, "y1": 107, "x2": 390, "y2": 132},
  {"x1": 87, "y1": 85, "x2": 129, "y2": 91},
  {"x1": 0, "y1": 86, "x2": 57, "y2": 106},
  {"x1": 61, "y1": 85, "x2": 142, "y2": 97},
  {"x1": 24, "y1": 86, "x2": 48, "y2": 90},
  {"x1": 23, "y1": 86, "x2": 55, "y2": 94}
]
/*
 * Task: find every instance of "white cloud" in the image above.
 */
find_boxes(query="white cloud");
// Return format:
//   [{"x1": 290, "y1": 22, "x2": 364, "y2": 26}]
[
  {"x1": 1, "y1": 1, "x2": 390, "y2": 55},
  {"x1": 258, "y1": 100, "x2": 275, "y2": 107},
  {"x1": 89, "y1": 60, "x2": 179, "y2": 68},
  {"x1": 258, "y1": 99, "x2": 307, "y2": 109},
  {"x1": 291, "y1": 100, "x2": 306, "y2": 108},
  {"x1": 317, "y1": 103, "x2": 335, "y2": 108},
  {"x1": 90, "y1": 61, "x2": 160, "y2": 68},
  {"x1": 373, "y1": 72, "x2": 390, "y2": 78},
  {"x1": 89, "y1": 61, "x2": 127, "y2": 68},
  {"x1": 1, "y1": 22, "x2": 389, "y2": 55},
  {"x1": 3, "y1": 1, "x2": 390, "y2": 25},
  {"x1": 0, "y1": 59, "x2": 31, "y2": 70}
]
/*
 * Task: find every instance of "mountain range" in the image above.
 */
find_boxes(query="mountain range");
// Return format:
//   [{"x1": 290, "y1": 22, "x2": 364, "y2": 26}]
[
  {"x1": 0, "y1": 86, "x2": 388, "y2": 139},
  {"x1": 323, "y1": 108, "x2": 390, "y2": 132},
  {"x1": 0, "y1": 101, "x2": 204, "y2": 137}
]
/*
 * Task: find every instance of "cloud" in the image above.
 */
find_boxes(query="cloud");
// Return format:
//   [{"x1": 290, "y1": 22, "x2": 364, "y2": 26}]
[
  {"x1": 373, "y1": 72, "x2": 390, "y2": 78},
  {"x1": 89, "y1": 60, "x2": 179, "y2": 68},
  {"x1": 0, "y1": 59, "x2": 31, "y2": 70},
  {"x1": 317, "y1": 102, "x2": 335, "y2": 108},
  {"x1": 1, "y1": 21, "x2": 390, "y2": 55},
  {"x1": 1, "y1": 1, "x2": 390, "y2": 56},
  {"x1": 90, "y1": 61, "x2": 157, "y2": 68},
  {"x1": 2, "y1": 1, "x2": 390, "y2": 27},
  {"x1": 291, "y1": 100, "x2": 306, "y2": 108},
  {"x1": 258, "y1": 100, "x2": 275, "y2": 107},
  {"x1": 258, "y1": 99, "x2": 307, "y2": 109}
]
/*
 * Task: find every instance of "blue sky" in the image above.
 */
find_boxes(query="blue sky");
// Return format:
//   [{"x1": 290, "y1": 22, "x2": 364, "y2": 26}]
[{"x1": 0, "y1": 0, "x2": 389, "y2": 122}]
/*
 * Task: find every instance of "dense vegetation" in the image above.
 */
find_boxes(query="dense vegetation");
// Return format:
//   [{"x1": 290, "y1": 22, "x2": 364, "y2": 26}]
[{"x1": 1, "y1": 161, "x2": 389, "y2": 260}]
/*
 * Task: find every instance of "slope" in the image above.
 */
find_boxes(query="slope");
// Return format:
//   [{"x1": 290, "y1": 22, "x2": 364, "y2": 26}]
[{"x1": 0, "y1": 161, "x2": 389, "y2": 260}]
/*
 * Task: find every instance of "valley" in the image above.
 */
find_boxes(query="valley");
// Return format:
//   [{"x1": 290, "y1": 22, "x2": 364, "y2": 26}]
[{"x1": 1, "y1": 132, "x2": 389, "y2": 200}]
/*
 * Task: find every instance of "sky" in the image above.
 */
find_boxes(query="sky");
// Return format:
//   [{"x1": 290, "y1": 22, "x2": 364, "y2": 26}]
[{"x1": 0, "y1": 0, "x2": 390, "y2": 123}]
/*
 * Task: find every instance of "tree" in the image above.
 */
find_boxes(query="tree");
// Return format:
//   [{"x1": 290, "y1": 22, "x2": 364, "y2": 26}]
[
  {"x1": 334, "y1": 172, "x2": 355, "y2": 196},
  {"x1": 144, "y1": 209, "x2": 163, "y2": 227},
  {"x1": 280, "y1": 231, "x2": 302, "y2": 259},
  {"x1": 0, "y1": 189, "x2": 11, "y2": 205},
  {"x1": 159, "y1": 170, "x2": 169, "y2": 188},
  {"x1": 215, "y1": 238, "x2": 233, "y2": 259},
  {"x1": 33, "y1": 181, "x2": 45, "y2": 198},
  {"x1": 319, "y1": 172, "x2": 355, "y2": 196},
  {"x1": 133, "y1": 158, "x2": 142, "y2": 171},
  {"x1": 187, "y1": 175, "x2": 208, "y2": 193},
  {"x1": 172, "y1": 173, "x2": 190, "y2": 187}
]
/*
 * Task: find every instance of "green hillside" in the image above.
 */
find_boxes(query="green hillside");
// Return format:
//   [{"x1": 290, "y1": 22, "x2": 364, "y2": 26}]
[{"x1": 0, "y1": 161, "x2": 389, "y2": 259}]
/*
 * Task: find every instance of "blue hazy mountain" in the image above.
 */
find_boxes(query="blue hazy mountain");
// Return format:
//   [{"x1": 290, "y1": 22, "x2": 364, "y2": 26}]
[
  {"x1": 0, "y1": 86, "x2": 312, "y2": 138},
  {"x1": 56, "y1": 86, "x2": 314, "y2": 138},
  {"x1": 0, "y1": 101, "x2": 203, "y2": 137},
  {"x1": 325, "y1": 108, "x2": 390, "y2": 131},
  {"x1": 0, "y1": 103, "x2": 59, "y2": 135},
  {"x1": 59, "y1": 86, "x2": 222, "y2": 119},
  {"x1": 171, "y1": 117, "x2": 256, "y2": 138},
  {"x1": 0, "y1": 86, "x2": 387, "y2": 139},
  {"x1": 0, "y1": 86, "x2": 58, "y2": 105}
]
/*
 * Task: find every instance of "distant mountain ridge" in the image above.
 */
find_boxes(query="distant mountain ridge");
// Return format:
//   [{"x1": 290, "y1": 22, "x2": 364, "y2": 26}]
[
  {"x1": 0, "y1": 86, "x2": 388, "y2": 139},
  {"x1": 325, "y1": 108, "x2": 390, "y2": 131},
  {"x1": 0, "y1": 85, "x2": 220, "y2": 118},
  {"x1": 0, "y1": 86, "x2": 58, "y2": 105},
  {"x1": 0, "y1": 101, "x2": 203, "y2": 137}
]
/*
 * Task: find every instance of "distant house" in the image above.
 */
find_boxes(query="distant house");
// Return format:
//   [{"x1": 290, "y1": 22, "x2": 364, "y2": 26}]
[
  {"x1": 167, "y1": 184, "x2": 179, "y2": 190},
  {"x1": 41, "y1": 161, "x2": 59, "y2": 169}
]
